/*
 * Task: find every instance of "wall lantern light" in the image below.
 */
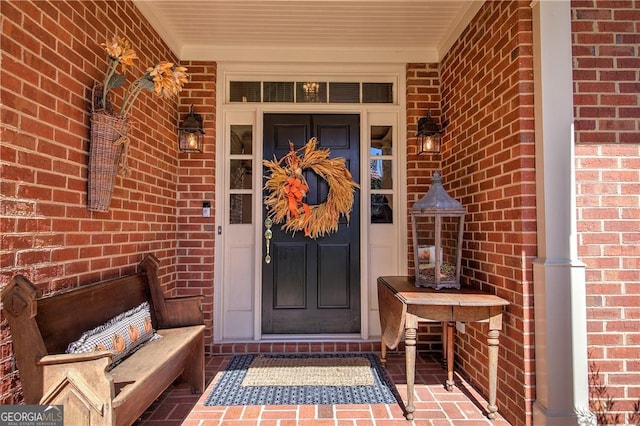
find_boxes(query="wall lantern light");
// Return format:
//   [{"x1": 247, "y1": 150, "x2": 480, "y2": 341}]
[
  {"x1": 416, "y1": 112, "x2": 442, "y2": 155},
  {"x1": 410, "y1": 171, "x2": 465, "y2": 289},
  {"x1": 178, "y1": 105, "x2": 205, "y2": 153}
]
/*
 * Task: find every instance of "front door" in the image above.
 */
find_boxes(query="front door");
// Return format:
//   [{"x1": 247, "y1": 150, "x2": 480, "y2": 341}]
[{"x1": 262, "y1": 114, "x2": 360, "y2": 334}]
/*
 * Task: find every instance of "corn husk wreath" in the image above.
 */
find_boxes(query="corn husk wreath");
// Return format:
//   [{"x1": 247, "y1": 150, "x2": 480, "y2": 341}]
[{"x1": 263, "y1": 138, "x2": 359, "y2": 239}]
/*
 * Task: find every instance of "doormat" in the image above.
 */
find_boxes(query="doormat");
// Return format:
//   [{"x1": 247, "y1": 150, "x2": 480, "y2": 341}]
[
  {"x1": 242, "y1": 355, "x2": 374, "y2": 386},
  {"x1": 204, "y1": 353, "x2": 399, "y2": 406}
]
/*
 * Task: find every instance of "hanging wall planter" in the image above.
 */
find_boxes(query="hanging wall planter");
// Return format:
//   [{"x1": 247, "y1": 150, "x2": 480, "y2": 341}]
[
  {"x1": 87, "y1": 99, "x2": 131, "y2": 212},
  {"x1": 87, "y1": 35, "x2": 188, "y2": 212}
]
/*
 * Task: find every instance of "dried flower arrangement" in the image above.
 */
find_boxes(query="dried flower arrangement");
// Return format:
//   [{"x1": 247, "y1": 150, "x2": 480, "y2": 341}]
[
  {"x1": 97, "y1": 35, "x2": 188, "y2": 116},
  {"x1": 87, "y1": 35, "x2": 188, "y2": 212}
]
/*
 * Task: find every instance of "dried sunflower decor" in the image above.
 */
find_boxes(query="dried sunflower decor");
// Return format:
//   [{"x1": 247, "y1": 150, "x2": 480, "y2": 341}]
[
  {"x1": 88, "y1": 35, "x2": 188, "y2": 212},
  {"x1": 263, "y1": 138, "x2": 359, "y2": 239}
]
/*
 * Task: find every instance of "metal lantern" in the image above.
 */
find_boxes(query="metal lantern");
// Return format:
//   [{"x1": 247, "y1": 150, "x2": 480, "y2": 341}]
[
  {"x1": 410, "y1": 171, "x2": 465, "y2": 289},
  {"x1": 178, "y1": 105, "x2": 205, "y2": 153},
  {"x1": 416, "y1": 113, "x2": 442, "y2": 155}
]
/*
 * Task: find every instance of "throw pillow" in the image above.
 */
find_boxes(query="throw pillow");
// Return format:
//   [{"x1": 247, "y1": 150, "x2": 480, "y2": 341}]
[{"x1": 66, "y1": 301, "x2": 156, "y2": 366}]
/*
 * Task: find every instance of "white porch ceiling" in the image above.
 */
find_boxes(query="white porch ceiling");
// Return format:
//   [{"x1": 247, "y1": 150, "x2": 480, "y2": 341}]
[{"x1": 133, "y1": 0, "x2": 484, "y2": 63}]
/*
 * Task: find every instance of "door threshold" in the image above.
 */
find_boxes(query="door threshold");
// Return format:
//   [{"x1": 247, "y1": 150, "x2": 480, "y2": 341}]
[{"x1": 260, "y1": 334, "x2": 365, "y2": 341}]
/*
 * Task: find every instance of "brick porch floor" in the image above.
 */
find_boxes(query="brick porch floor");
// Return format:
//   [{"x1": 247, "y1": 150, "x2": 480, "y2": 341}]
[{"x1": 136, "y1": 347, "x2": 512, "y2": 425}]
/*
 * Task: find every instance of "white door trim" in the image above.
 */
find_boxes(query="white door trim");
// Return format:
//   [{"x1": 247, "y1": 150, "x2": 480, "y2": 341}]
[{"x1": 214, "y1": 62, "x2": 408, "y2": 342}]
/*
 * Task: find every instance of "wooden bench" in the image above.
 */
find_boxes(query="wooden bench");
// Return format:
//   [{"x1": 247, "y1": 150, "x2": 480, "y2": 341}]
[{"x1": 2, "y1": 254, "x2": 205, "y2": 426}]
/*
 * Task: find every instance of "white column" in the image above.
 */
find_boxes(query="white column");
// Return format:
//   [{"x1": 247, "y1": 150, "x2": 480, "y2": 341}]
[{"x1": 531, "y1": 1, "x2": 593, "y2": 425}]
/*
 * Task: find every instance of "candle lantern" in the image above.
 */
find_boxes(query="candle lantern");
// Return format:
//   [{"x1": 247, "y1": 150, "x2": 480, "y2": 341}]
[{"x1": 410, "y1": 171, "x2": 465, "y2": 289}]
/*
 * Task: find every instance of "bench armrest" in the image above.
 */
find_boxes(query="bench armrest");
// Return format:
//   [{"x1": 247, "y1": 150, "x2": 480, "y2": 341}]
[
  {"x1": 38, "y1": 351, "x2": 114, "y2": 366},
  {"x1": 162, "y1": 295, "x2": 205, "y2": 327},
  {"x1": 140, "y1": 255, "x2": 205, "y2": 328},
  {"x1": 39, "y1": 352, "x2": 115, "y2": 426}
]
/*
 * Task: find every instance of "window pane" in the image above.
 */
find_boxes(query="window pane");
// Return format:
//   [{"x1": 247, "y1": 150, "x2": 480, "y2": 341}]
[
  {"x1": 370, "y1": 159, "x2": 392, "y2": 189},
  {"x1": 329, "y1": 82, "x2": 360, "y2": 103},
  {"x1": 363, "y1": 83, "x2": 393, "y2": 103},
  {"x1": 230, "y1": 81, "x2": 260, "y2": 102},
  {"x1": 263, "y1": 82, "x2": 294, "y2": 102},
  {"x1": 231, "y1": 125, "x2": 252, "y2": 155},
  {"x1": 371, "y1": 194, "x2": 393, "y2": 223},
  {"x1": 230, "y1": 160, "x2": 252, "y2": 189},
  {"x1": 371, "y1": 126, "x2": 392, "y2": 155},
  {"x1": 296, "y1": 82, "x2": 327, "y2": 103},
  {"x1": 229, "y1": 194, "x2": 252, "y2": 224}
]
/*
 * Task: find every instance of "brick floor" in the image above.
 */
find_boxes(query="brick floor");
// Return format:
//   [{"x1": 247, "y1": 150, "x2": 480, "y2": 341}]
[{"x1": 136, "y1": 352, "x2": 512, "y2": 425}]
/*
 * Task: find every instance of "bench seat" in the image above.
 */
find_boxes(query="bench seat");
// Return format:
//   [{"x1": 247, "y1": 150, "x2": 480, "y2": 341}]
[{"x1": 111, "y1": 325, "x2": 205, "y2": 424}]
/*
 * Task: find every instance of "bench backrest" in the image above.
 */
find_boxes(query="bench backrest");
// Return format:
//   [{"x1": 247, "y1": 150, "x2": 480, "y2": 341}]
[{"x1": 36, "y1": 274, "x2": 150, "y2": 354}]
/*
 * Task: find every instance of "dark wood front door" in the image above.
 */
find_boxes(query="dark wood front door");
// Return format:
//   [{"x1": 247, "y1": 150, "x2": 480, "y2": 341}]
[{"x1": 262, "y1": 114, "x2": 360, "y2": 334}]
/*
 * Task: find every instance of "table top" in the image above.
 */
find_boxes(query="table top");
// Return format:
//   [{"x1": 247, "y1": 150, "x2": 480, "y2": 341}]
[{"x1": 378, "y1": 276, "x2": 510, "y2": 307}]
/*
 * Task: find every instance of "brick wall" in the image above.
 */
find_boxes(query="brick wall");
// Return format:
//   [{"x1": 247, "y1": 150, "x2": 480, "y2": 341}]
[
  {"x1": 0, "y1": 0, "x2": 214, "y2": 404},
  {"x1": 405, "y1": 63, "x2": 446, "y2": 352},
  {"x1": 572, "y1": 1, "x2": 640, "y2": 423},
  {"x1": 411, "y1": 2, "x2": 536, "y2": 425},
  {"x1": 176, "y1": 62, "x2": 217, "y2": 346}
]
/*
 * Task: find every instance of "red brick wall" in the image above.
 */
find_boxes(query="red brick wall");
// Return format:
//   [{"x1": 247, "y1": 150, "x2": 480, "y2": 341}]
[
  {"x1": 572, "y1": 1, "x2": 640, "y2": 423},
  {"x1": 405, "y1": 63, "x2": 446, "y2": 352},
  {"x1": 177, "y1": 62, "x2": 217, "y2": 346},
  {"x1": 408, "y1": 2, "x2": 537, "y2": 425},
  {"x1": 0, "y1": 0, "x2": 214, "y2": 404}
]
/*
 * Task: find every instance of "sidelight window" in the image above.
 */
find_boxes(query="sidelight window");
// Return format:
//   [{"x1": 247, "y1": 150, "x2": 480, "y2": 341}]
[
  {"x1": 229, "y1": 125, "x2": 253, "y2": 224},
  {"x1": 370, "y1": 125, "x2": 394, "y2": 224}
]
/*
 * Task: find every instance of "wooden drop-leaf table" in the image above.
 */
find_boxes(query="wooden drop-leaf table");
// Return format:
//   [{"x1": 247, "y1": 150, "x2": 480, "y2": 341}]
[{"x1": 377, "y1": 276, "x2": 509, "y2": 420}]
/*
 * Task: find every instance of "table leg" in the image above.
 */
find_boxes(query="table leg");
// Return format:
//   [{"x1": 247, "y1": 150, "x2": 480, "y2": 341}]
[
  {"x1": 441, "y1": 321, "x2": 448, "y2": 369},
  {"x1": 404, "y1": 316, "x2": 418, "y2": 420},
  {"x1": 446, "y1": 321, "x2": 455, "y2": 391},
  {"x1": 486, "y1": 310, "x2": 503, "y2": 419}
]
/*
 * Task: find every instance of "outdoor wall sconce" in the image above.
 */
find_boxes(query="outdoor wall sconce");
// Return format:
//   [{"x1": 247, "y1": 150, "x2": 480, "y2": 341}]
[
  {"x1": 410, "y1": 171, "x2": 465, "y2": 289},
  {"x1": 416, "y1": 112, "x2": 442, "y2": 155},
  {"x1": 178, "y1": 105, "x2": 205, "y2": 153}
]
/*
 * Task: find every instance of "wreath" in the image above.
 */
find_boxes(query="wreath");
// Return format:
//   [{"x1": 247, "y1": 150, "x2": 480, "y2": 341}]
[{"x1": 263, "y1": 138, "x2": 359, "y2": 239}]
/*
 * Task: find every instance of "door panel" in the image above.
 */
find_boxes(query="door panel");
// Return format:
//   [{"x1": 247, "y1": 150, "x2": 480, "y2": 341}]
[
  {"x1": 262, "y1": 113, "x2": 360, "y2": 334},
  {"x1": 318, "y1": 243, "x2": 350, "y2": 308},
  {"x1": 273, "y1": 243, "x2": 307, "y2": 308}
]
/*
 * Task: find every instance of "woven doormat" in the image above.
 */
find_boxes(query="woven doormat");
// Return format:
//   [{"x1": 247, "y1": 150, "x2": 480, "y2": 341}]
[
  {"x1": 204, "y1": 353, "x2": 399, "y2": 406},
  {"x1": 242, "y1": 355, "x2": 374, "y2": 386}
]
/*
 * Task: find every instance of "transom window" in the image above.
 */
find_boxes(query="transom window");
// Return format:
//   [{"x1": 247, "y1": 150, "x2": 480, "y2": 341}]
[{"x1": 229, "y1": 81, "x2": 394, "y2": 104}]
